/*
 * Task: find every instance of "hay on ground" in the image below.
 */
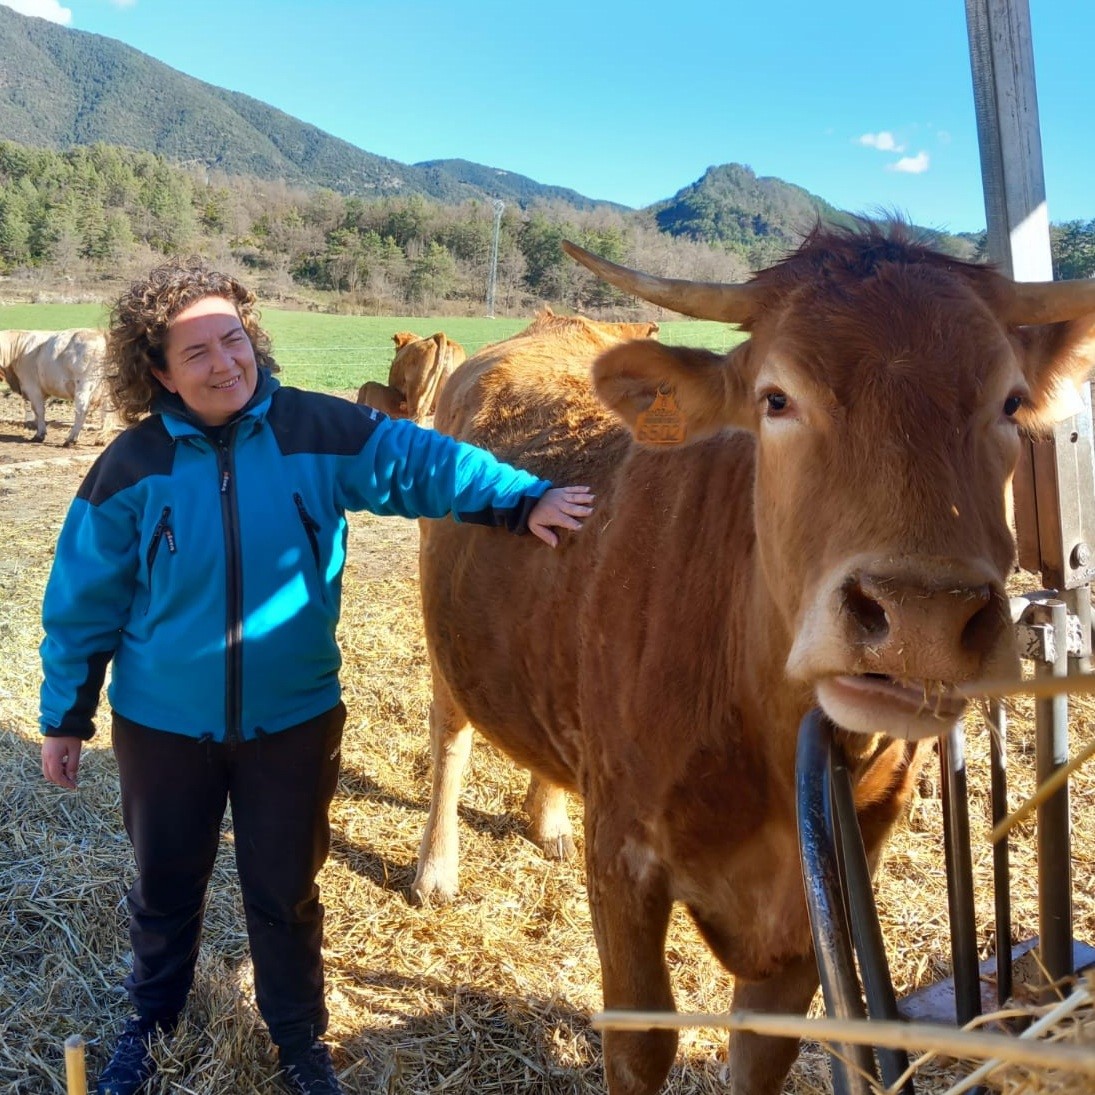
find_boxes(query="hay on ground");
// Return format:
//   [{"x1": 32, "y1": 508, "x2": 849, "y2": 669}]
[{"x1": 0, "y1": 402, "x2": 1092, "y2": 1092}]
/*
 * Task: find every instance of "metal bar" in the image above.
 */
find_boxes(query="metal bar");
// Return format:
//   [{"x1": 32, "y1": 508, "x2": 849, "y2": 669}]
[
  {"x1": 988, "y1": 699, "x2": 1013, "y2": 1005},
  {"x1": 1066, "y1": 583, "x2": 1093, "y2": 672},
  {"x1": 1036, "y1": 599, "x2": 1074, "y2": 988},
  {"x1": 830, "y1": 756, "x2": 914, "y2": 1093},
  {"x1": 796, "y1": 709, "x2": 877, "y2": 1095},
  {"x1": 939, "y1": 725, "x2": 983, "y2": 1024}
]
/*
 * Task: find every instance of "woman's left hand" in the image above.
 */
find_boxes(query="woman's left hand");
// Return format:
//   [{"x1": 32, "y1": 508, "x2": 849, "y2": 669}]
[{"x1": 527, "y1": 486, "x2": 595, "y2": 547}]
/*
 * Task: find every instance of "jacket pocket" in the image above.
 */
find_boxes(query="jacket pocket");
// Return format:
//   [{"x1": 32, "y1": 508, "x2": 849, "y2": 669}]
[
  {"x1": 293, "y1": 492, "x2": 324, "y2": 582},
  {"x1": 145, "y1": 505, "x2": 176, "y2": 612}
]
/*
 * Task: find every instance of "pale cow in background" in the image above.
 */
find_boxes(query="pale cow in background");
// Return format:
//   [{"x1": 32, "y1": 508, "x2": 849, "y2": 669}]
[
  {"x1": 356, "y1": 330, "x2": 466, "y2": 422},
  {"x1": 0, "y1": 328, "x2": 111, "y2": 446}
]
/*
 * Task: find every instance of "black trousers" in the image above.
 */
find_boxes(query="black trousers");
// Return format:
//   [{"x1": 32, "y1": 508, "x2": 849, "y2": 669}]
[{"x1": 111, "y1": 703, "x2": 345, "y2": 1052}]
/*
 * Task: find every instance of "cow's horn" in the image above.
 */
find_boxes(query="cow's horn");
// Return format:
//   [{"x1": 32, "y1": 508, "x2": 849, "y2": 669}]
[
  {"x1": 562, "y1": 241, "x2": 759, "y2": 324},
  {"x1": 1004, "y1": 279, "x2": 1095, "y2": 326}
]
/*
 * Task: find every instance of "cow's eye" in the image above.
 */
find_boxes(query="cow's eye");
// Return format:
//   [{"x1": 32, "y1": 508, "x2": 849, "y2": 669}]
[
  {"x1": 1003, "y1": 393, "x2": 1024, "y2": 418},
  {"x1": 763, "y1": 390, "x2": 790, "y2": 416}
]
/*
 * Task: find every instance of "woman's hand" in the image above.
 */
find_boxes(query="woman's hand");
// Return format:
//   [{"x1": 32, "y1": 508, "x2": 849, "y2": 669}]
[
  {"x1": 527, "y1": 486, "x2": 595, "y2": 547},
  {"x1": 42, "y1": 736, "x2": 83, "y2": 790}
]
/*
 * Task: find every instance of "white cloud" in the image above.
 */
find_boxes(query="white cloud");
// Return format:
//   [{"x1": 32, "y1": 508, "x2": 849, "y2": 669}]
[
  {"x1": 0, "y1": 0, "x2": 73, "y2": 23},
  {"x1": 890, "y1": 151, "x2": 931, "y2": 175},
  {"x1": 857, "y1": 131, "x2": 906, "y2": 153}
]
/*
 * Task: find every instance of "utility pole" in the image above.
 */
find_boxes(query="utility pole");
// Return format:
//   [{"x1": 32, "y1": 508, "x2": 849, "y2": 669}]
[{"x1": 486, "y1": 199, "x2": 504, "y2": 317}]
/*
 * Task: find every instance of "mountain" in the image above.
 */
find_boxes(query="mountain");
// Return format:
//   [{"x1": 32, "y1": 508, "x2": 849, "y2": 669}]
[
  {"x1": 654, "y1": 164, "x2": 855, "y2": 243},
  {"x1": 0, "y1": 4, "x2": 602, "y2": 208},
  {"x1": 411, "y1": 159, "x2": 626, "y2": 212},
  {"x1": 0, "y1": 4, "x2": 965, "y2": 258}
]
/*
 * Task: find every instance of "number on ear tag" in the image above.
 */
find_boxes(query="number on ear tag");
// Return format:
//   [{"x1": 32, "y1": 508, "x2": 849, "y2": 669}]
[{"x1": 636, "y1": 386, "x2": 686, "y2": 445}]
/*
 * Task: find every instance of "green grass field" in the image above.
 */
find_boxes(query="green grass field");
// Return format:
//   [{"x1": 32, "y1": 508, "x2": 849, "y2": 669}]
[{"x1": 0, "y1": 303, "x2": 745, "y2": 392}]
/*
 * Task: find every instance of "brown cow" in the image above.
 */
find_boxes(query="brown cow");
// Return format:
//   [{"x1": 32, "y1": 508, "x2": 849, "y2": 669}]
[
  {"x1": 356, "y1": 329, "x2": 467, "y2": 421},
  {"x1": 415, "y1": 308, "x2": 660, "y2": 869},
  {"x1": 355, "y1": 380, "x2": 406, "y2": 418},
  {"x1": 411, "y1": 223, "x2": 1095, "y2": 1095}
]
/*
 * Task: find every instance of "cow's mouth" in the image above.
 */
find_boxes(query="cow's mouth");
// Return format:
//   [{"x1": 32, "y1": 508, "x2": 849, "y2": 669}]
[{"x1": 815, "y1": 672, "x2": 967, "y2": 741}]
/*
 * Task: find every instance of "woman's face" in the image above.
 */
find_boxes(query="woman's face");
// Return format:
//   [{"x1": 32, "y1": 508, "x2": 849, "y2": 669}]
[{"x1": 154, "y1": 295, "x2": 259, "y2": 426}]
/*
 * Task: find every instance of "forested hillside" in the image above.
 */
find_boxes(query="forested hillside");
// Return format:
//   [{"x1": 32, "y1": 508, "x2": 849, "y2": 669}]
[
  {"x1": 0, "y1": 139, "x2": 757, "y2": 314},
  {"x1": 653, "y1": 164, "x2": 860, "y2": 268},
  {"x1": 0, "y1": 3, "x2": 625, "y2": 211},
  {"x1": 1, "y1": 139, "x2": 1092, "y2": 317},
  {"x1": 1, "y1": 3, "x2": 1092, "y2": 316},
  {"x1": 0, "y1": 3, "x2": 968, "y2": 288}
]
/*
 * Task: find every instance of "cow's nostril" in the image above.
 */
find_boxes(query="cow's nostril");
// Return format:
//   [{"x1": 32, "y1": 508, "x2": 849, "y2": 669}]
[
  {"x1": 960, "y1": 588, "x2": 1003, "y2": 656},
  {"x1": 844, "y1": 580, "x2": 889, "y2": 639}
]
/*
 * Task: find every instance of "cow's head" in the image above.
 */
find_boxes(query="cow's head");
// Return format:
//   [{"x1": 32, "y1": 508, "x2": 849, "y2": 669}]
[
  {"x1": 388, "y1": 332, "x2": 464, "y2": 422},
  {"x1": 565, "y1": 226, "x2": 1095, "y2": 740}
]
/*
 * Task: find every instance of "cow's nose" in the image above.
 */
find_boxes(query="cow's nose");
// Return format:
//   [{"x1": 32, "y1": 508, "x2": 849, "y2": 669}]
[{"x1": 842, "y1": 570, "x2": 1005, "y2": 677}]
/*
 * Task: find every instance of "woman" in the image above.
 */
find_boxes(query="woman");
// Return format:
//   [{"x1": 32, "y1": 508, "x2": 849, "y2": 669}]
[{"x1": 39, "y1": 260, "x2": 593, "y2": 1095}]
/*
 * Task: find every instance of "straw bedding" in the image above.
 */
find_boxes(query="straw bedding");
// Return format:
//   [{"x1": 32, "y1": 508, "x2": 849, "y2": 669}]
[{"x1": 0, "y1": 392, "x2": 1091, "y2": 1093}]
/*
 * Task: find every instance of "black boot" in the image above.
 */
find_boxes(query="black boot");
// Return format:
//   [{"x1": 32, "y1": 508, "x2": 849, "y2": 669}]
[
  {"x1": 278, "y1": 1040, "x2": 345, "y2": 1094},
  {"x1": 96, "y1": 1015, "x2": 175, "y2": 1095}
]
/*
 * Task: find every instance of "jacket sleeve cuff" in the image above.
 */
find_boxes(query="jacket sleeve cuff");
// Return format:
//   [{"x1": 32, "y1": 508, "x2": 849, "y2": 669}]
[
  {"x1": 455, "y1": 483, "x2": 551, "y2": 535},
  {"x1": 42, "y1": 721, "x2": 97, "y2": 741}
]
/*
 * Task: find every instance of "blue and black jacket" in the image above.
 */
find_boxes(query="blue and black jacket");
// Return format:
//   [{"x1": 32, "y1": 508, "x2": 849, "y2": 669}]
[{"x1": 40, "y1": 371, "x2": 550, "y2": 743}]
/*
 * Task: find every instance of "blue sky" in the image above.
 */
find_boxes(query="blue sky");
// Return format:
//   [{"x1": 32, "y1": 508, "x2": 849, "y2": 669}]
[{"x1": 4, "y1": 0, "x2": 1092, "y2": 235}]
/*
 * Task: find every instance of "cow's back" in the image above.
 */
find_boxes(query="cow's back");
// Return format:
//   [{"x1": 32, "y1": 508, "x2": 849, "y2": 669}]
[
  {"x1": 434, "y1": 315, "x2": 639, "y2": 486},
  {"x1": 0, "y1": 331, "x2": 51, "y2": 392},
  {"x1": 421, "y1": 315, "x2": 654, "y2": 785}
]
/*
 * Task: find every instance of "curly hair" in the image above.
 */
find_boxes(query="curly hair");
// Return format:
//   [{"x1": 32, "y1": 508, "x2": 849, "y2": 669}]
[{"x1": 106, "y1": 259, "x2": 277, "y2": 424}]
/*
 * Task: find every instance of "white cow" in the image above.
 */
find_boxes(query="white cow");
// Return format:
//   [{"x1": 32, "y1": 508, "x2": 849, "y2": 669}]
[{"x1": 0, "y1": 328, "x2": 111, "y2": 446}]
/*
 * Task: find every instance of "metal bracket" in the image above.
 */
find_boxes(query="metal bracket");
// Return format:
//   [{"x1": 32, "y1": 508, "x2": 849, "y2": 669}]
[{"x1": 1011, "y1": 593, "x2": 1086, "y2": 663}]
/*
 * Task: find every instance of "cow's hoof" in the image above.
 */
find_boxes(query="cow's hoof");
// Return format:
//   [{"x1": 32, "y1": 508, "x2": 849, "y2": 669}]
[
  {"x1": 409, "y1": 869, "x2": 459, "y2": 907},
  {"x1": 539, "y1": 833, "x2": 577, "y2": 861}
]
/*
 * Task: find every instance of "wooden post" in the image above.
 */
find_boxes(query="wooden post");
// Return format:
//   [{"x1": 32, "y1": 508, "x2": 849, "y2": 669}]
[
  {"x1": 966, "y1": 0, "x2": 1095, "y2": 595},
  {"x1": 965, "y1": 0, "x2": 1083, "y2": 993}
]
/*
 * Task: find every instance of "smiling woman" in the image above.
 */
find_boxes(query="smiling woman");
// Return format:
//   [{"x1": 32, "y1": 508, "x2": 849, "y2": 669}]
[
  {"x1": 153, "y1": 297, "x2": 259, "y2": 426},
  {"x1": 34, "y1": 256, "x2": 596, "y2": 1095}
]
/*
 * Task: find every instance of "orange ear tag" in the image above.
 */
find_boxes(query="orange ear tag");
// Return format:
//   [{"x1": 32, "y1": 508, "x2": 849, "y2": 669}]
[{"x1": 635, "y1": 385, "x2": 686, "y2": 445}]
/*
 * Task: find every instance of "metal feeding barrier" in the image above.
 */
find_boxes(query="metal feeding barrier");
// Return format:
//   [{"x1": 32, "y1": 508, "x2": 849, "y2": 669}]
[{"x1": 796, "y1": 5, "x2": 1095, "y2": 1092}]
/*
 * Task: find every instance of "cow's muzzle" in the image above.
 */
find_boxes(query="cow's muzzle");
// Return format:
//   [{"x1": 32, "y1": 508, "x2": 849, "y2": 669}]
[{"x1": 789, "y1": 556, "x2": 1017, "y2": 740}]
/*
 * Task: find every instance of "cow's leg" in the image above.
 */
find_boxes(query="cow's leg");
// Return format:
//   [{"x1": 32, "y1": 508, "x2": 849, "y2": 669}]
[
  {"x1": 586, "y1": 807, "x2": 678, "y2": 1095},
  {"x1": 411, "y1": 671, "x2": 472, "y2": 903},
  {"x1": 523, "y1": 775, "x2": 576, "y2": 860},
  {"x1": 26, "y1": 391, "x2": 46, "y2": 442},
  {"x1": 726, "y1": 955, "x2": 820, "y2": 1095},
  {"x1": 65, "y1": 381, "x2": 92, "y2": 447}
]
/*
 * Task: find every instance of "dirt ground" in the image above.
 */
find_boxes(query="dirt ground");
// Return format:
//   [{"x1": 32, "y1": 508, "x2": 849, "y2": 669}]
[{"x1": 0, "y1": 393, "x2": 111, "y2": 555}]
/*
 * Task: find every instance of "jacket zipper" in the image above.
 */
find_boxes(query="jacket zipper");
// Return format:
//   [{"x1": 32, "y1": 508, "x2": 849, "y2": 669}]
[
  {"x1": 217, "y1": 428, "x2": 243, "y2": 745},
  {"x1": 145, "y1": 505, "x2": 176, "y2": 610},
  {"x1": 293, "y1": 493, "x2": 323, "y2": 576}
]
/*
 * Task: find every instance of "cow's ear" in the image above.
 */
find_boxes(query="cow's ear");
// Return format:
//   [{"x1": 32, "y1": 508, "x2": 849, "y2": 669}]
[
  {"x1": 593, "y1": 341, "x2": 751, "y2": 445},
  {"x1": 1014, "y1": 316, "x2": 1095, "y2": 432}
]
